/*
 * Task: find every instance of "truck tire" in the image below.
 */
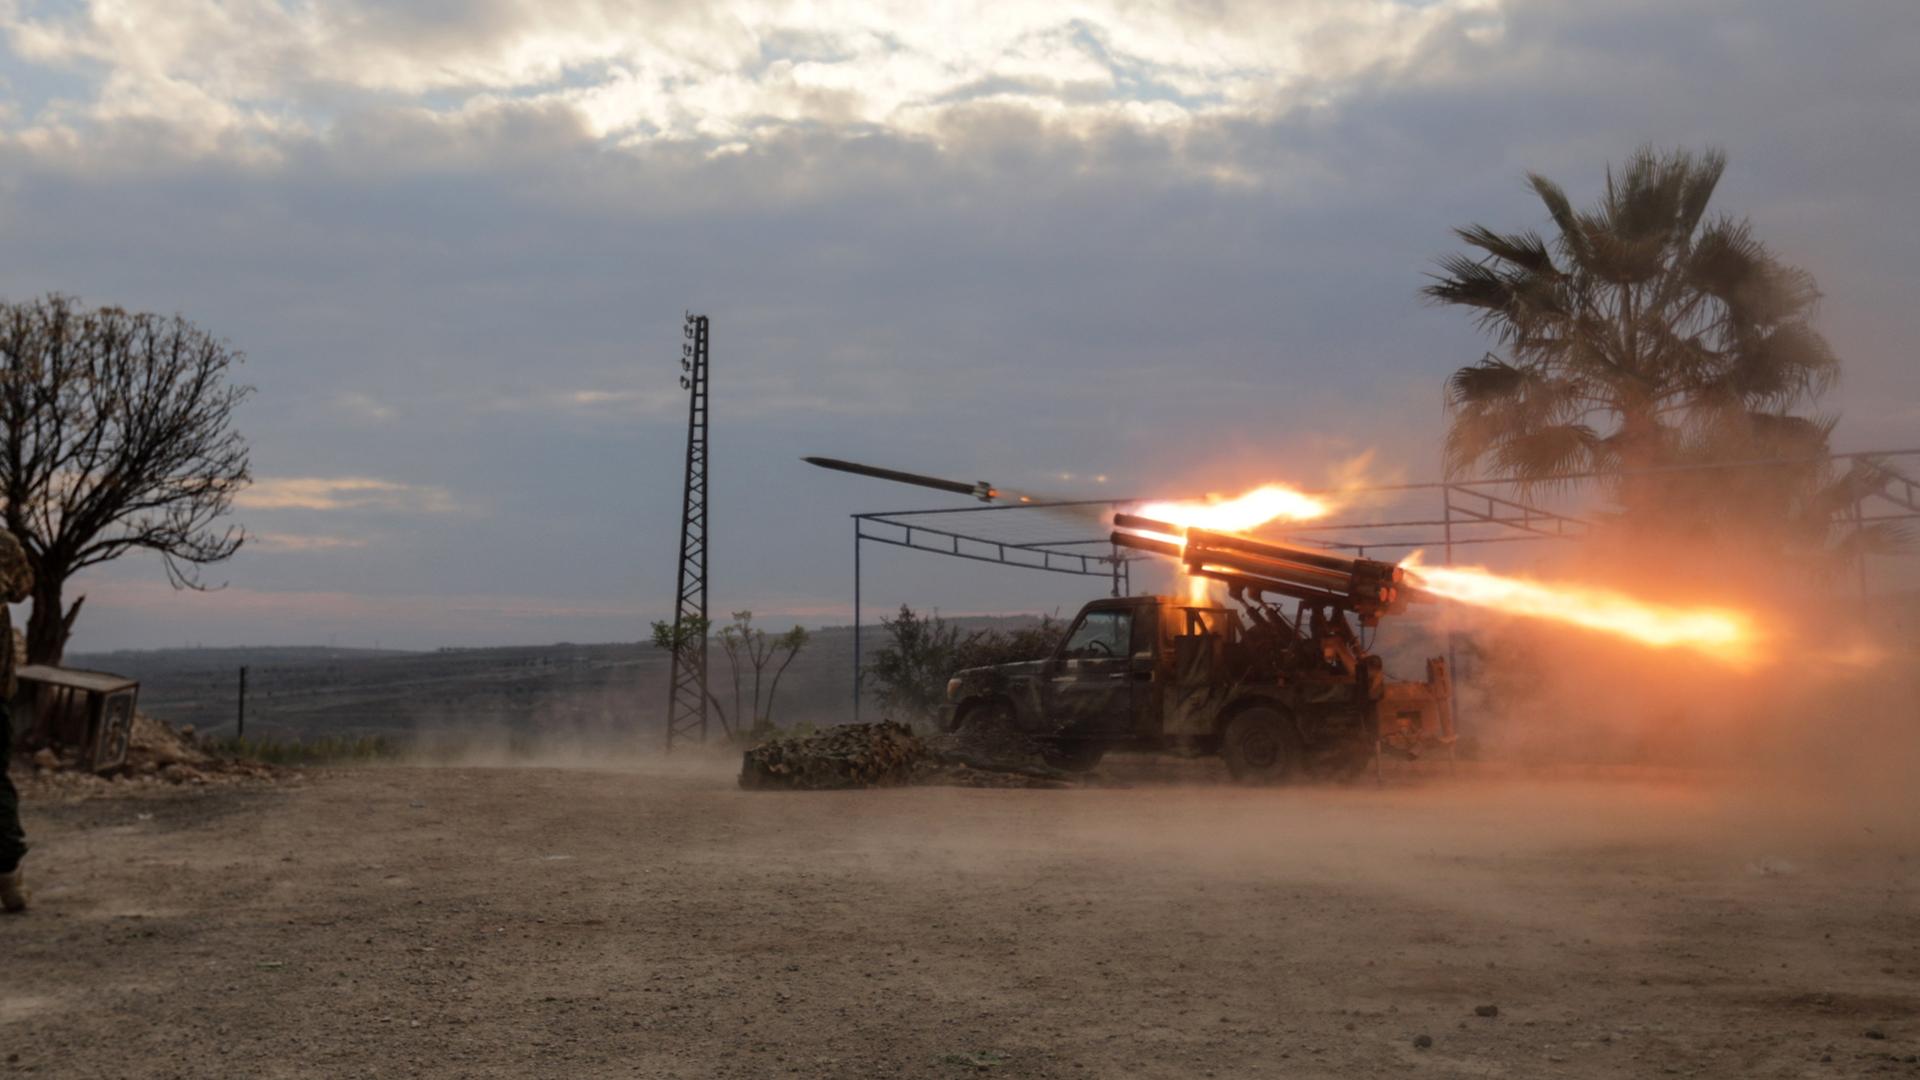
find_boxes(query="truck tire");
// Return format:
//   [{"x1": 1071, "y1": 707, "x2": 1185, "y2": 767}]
[
  {"x1": 1039, "y1": 741, "x2": 1106, "y2": 772},
  {"x1": 955, "y1": 698, "x2": 1013, "y2": 735},
  {"x1": 1220, "y1": 706, "x2": 1303, "y2": 784}
]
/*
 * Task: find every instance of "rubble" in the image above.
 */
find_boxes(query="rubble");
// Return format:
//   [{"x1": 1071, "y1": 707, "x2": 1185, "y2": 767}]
[
  {"x1": 739, "y1": 721, "x2": 1077, "y2": 791},
  {"x1": 739, "y1": 721, "x2": 923, "y2": 790},
  {"x1": 15, "y1": 712, "x2": 287, "y2": 797}
]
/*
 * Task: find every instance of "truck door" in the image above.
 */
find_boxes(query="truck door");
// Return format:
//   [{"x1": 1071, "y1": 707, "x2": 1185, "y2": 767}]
[
  {"x1": 1129, "y1": 604, "x2": 1165, "y2": 736},
  {"x1": 1047, "y1": 607, "x2": 1135, "y2": 737}
]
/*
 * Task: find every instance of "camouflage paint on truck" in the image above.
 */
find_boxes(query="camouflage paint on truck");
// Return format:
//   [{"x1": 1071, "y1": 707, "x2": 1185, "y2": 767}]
[{"x1": 942, "y1": 594, "x2": 1452, "y2": 782}]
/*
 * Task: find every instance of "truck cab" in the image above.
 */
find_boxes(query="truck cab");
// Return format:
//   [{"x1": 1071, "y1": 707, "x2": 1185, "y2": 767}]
[{"x1": 942, "y1": 594, "x2": 1452, "y2": 781}]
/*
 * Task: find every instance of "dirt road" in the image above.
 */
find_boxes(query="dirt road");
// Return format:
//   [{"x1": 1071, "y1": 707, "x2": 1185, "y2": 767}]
[{"x1": 3, "y1": 760, "x2": 1917, "y2": 1078}]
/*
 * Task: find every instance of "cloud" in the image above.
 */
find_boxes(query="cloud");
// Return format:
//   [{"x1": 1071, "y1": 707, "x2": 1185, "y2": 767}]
[
  {"x1": 478, "y1": 387, "x2": 684, "y2": 416},
  {"x1": 248, "y1": 532, "x2": 369, "y2": 551},
  {"x1": 5, "y1": 0, "x2": 1918, "y2": 652},
  {"x1": 237, "y1": 477, "x2": 457, "y2": 512},
  {"x1": 334, "y1": 391, "x2": 397, "y2": 423},
  {"x1": 0, "y1": 0, "x2": 1505, "y2": 163}
]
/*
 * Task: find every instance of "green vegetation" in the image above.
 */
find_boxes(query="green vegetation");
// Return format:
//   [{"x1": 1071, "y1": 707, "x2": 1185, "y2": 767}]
[
  {"x1": 867, "y1": 605, "x2": 1063, "y2": 724},
  {"x1": 717, "y1": 611, "x2": 811, "y2": 731},
  {"x1": 1426, "y1": 145, "x2": 1901, "y2": 559},
  {"x1": 651, "y1": 609, "x2": 810, "y2": 737}
]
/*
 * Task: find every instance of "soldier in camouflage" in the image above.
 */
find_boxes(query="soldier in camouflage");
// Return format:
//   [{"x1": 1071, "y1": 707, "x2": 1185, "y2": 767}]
[{"x1": 0, "y1": 529, "x2": 34, "y2": 912}]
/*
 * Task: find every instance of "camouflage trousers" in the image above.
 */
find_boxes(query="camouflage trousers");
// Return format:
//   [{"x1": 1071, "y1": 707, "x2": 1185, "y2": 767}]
[{"x1": 0, "y1": 703, "x2": 23, "y2": 872}]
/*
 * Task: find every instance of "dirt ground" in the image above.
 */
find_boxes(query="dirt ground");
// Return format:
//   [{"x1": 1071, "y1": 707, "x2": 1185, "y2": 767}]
[{"x1": 3, "y1": 757, "x2": 1917, "y2": 1079}]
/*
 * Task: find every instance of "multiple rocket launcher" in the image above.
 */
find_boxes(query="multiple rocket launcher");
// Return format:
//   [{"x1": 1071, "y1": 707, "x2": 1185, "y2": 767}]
[
  {"x1": 804, "y1": 454, "x2": 1761, "y2": 663},
  {"x1": 1109, "y1": 513, "x2": 1430, "y2": 625},
  {"x1": 799, "y1": 452, "x2": 1430, "y2": 627}
]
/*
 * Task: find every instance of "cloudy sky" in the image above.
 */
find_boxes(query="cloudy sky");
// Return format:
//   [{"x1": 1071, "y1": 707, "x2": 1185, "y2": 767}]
[{"x1": 1, "y1": 0, "x2": 1915, "y2": 651}]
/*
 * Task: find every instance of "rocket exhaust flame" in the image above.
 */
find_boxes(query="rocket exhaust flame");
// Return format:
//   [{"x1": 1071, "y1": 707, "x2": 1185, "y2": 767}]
[
  {"x1": 1397, "y1": 551, "x2": 1761, "y2": 665},
  {"x1": 1112, "y1": 482, "x2": 1765, "y2": 663},
  {"x1": 1131, "y1": 484, "x2": 1335, "y2": 601},
  {"x1": 1135, "y1": 484, "x2": 1333, "y2": 534}
]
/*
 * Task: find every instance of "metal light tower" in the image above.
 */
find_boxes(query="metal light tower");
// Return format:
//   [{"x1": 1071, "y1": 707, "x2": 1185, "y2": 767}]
[{"x1": 664, "y1": 313, "x2": 711, "y2": 750}]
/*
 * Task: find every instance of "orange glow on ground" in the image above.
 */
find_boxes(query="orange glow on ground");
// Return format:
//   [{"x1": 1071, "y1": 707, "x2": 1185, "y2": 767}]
[{"x1": 1399, "y1": 551, "x2": 1762, "y2": 665}]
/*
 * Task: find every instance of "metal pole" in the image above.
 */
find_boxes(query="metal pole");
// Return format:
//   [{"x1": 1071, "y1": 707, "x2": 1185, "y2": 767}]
[
  {"x1": 853, "y1": 519, "x2": 862, "y2": 723},
  {"x1": 237, "y1": 665, "x2": 248, "y2": 740},
  {"x1": 664, "y1": 314, "x2": 712, "y2": 750},
  {"x1": 1854, "y1": 496, "x2": 1869, "y2": 602},
  {"x1": 1442, "y1": 486, "x2": 1462, "y2": 735}
]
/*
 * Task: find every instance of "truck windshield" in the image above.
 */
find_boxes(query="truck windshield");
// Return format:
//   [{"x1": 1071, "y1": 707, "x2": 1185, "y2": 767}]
[{"x1": 1061, "y1": 610, "x2": 1131, "y2": 659}]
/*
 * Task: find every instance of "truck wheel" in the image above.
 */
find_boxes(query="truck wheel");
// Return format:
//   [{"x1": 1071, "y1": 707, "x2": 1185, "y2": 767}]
[
  {"x1": 955, "y1": 699, "x2": 1013, "y2": 735},
  {"x1": 1220, "y1": 706, "x2": 1302, "y2": 784},
  {"x1": 1040, "y1": 741, "x2": 1106, "y2": 772}
]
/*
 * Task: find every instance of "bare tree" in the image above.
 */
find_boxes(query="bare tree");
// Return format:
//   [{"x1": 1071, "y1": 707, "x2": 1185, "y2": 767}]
[
  {"x1": 717, "y1": 611, "x2": 810, "y2": 733},
  {"x1": 648, "y1": 614, "x2": 735, "y2": 736},
  {"x1": 717, "y1": 614, "x2": 747, "y2": 725},
  {"x1": 0, "y1": 295, "x2": 253, "y2": 663},
  {"x1": 759, "y1": 625, "x2": 810, "y2": 729},
  {"x1": 649, "y1": 612, "x2": 809, "y2": 737}
]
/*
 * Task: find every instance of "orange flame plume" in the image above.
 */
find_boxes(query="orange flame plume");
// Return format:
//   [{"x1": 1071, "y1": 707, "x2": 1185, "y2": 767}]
[
  {"x1": 1135, "y1": 484, "x2": 1334, "y2": 605},
  {"x1": 1136, "y1": 484, "x2": 1333, "y2": 533},
  {"x1": 1398, "y1": 551, "x2": 1762, "y2": 665}
]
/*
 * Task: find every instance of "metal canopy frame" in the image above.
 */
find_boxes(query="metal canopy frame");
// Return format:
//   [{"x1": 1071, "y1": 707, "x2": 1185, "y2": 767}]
[{"x1": 849, "y1": 447, "x2": 1920, "y2": 719}]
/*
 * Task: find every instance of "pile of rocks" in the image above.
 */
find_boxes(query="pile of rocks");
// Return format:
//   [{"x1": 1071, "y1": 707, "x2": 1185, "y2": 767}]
[
  {"x1": 739, "y1": 721, "x2": 923, "y2": 790},
  {"x1": 17, "y1": 713, "x2": 285, "y2": 795}
]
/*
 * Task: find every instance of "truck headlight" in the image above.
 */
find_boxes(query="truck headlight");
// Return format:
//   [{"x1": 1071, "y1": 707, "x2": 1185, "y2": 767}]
[{"x1": 945, "y1": 678, "x2": 962, "y2": 701}]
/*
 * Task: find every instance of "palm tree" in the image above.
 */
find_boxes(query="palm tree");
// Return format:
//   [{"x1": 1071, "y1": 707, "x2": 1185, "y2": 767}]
[{"x1": 1425, "y1": 145, "x2": 1892, "y2": 552}]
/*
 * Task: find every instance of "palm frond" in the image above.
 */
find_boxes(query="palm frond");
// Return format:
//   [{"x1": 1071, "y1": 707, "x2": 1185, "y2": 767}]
[
  {"x1": 1727, "y1": 321, "x2": 1839, "y2": 407},
  {"x1": 1422, "y1": 255, "x2": 1513, "y2": 315},
  {"x1": 1737, "y1": 261, "x2": 1824, "y2": 326},
  {"x1": 1489, "y1": 424, "x2": 1604, "y2": 486},
  {"x1": 1453, "y1": 225, "x2": 1558, "y2": 276},
  {"x1": 1685, "y1": 217, "x2": 1764, "y2": 306},
  {"x1": 1527, "y1": 172, "x2": 1589, "y2": 266},
  {"x1": 1675, "y1": 147, "x2": 1727, "y2": 237},
  {"x1": 1743, "y1": 411, "x2": 1835, "y2": 457},
  {"x1": 1443, "y1": 409, "x2": 1501, "y2": 478},
  {"x1": 1606, "y1": 144, "x2": 1681, "y2": 246},
  {"x1": 1446, "y1": 356, "x2": 1530, "y2": 406}
]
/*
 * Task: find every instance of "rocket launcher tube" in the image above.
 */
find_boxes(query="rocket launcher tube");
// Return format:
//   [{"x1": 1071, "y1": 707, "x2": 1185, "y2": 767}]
[
  {"x1": 1114, "y1": 513, "x2": 1389, "y2": 581},
  {"x1": 1112, "y1": 512, "x2": 1187, "y2": 536},
  {"x1": 1187, "y1": 525, "x2": 1389, "y2": 580},
  {"x1": 1110, "y1": 529, "x2": 1359, "y2": 607},
  {"x1": 1182, "y1": 542, "x2": 1354, "y2": 594},
  {"x1": 1112, "y1": 513, "x2": 1425, "y2": 619},
  {"x1": 1109, "y1": 530, "x2": 1183, "y2": 560}
]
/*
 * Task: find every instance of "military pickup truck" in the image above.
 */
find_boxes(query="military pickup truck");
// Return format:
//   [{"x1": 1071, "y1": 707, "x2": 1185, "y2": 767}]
[{"x1": 940, "y1": 593, "x2": 1453, "y2": 782}]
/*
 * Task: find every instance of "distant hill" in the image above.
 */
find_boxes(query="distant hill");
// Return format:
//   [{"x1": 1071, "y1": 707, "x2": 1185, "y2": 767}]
[
  {"x1": 66, "y1": 616, "x2": 1062, "y2": 742},
  {"x1": 63, "y1": 605, "x2": 1474, "y2": 743}
]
